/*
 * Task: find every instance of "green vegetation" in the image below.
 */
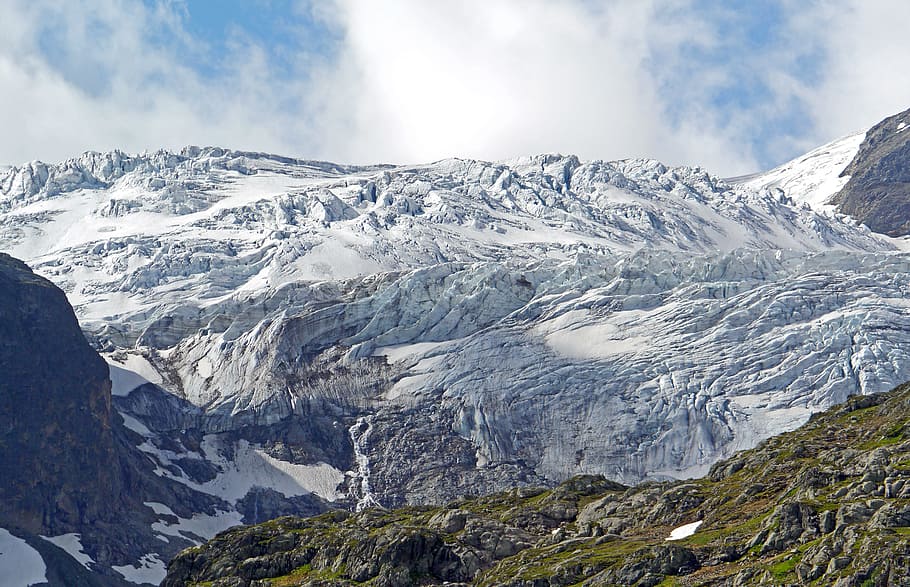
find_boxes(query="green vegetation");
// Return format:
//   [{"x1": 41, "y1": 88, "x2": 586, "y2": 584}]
[
  {"x1": 768, "y1": 554, "x2": 798, "y2": 581},
  {"x1": 268, "y1": 564, "x2": 352, "y2": 586}
]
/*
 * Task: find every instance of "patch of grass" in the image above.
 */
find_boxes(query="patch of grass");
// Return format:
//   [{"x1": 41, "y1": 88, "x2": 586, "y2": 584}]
[
  {"x1": 768, "y1": 554, "x2": 799, "y2": 580},
  {"x1": 268, "y1": 563, "x2": 351, "y2": 586},
  {"x1": 860, "y1": 436, "x2": 904, "y2": 450},
  {"x1": 479, "y1": 537, "x2": 650, "y2": 585},
  {"x1": 681, "y1": 513, "x2": 766, "y2": 547},
  {"x1": 268, "y1": 564, "x2": 312, "y2": 586}
]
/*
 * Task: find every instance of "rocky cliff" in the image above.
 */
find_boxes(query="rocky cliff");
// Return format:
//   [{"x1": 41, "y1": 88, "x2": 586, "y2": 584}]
[
  {"x1": 0, "y1": 252, "x2": 123, "y2": 533},
  {"x1": 0, "y1": 254, "x2": 263, "y2": 586},
  {"x1": 831, "y1": 107, "x2": 910, "y2": 236},
  {"x1": 164, "y1": 382, "x2": 910, "y2": 586}
]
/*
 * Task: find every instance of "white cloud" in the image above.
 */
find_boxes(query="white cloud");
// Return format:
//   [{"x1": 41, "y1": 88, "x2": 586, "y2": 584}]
[
  {"x1": 796, "y1": 1, "x2": 910, "y2": 141},
  {"x1": 0, "y1": 0, "x2": 908, "y2": 176},
  {"x1": 0, "y1": 0, "x2": 320, "y2": 165},
  {"x1": 309, "y1": 0, "x2": 758, "y2": 173}
]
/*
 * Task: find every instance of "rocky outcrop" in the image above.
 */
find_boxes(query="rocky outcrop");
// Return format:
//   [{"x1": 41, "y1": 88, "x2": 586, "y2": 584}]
[
  {"x1": 164, "y1": 383, "x2": 910, "y2": 586},
  {"x1": 0, "y1": 254, "x2": 264, "y2": 585},
  {"x1": 0, "y1": 252, "x2": 123, "y2": 534},
  {"x1": 832, "y1": 106, "x2": 910, "y2": 235}
]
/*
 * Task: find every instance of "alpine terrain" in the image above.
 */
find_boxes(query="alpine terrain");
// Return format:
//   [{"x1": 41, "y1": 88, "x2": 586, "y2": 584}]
[
  {"x1": 1, "y1": 106, "x2": 909, "y2": 584},
  {"x1": 164, "y1": 382, "x2": 910, "y2": 586}
]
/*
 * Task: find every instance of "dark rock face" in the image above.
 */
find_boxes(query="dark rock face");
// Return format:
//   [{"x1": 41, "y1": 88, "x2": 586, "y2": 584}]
[
  {"x1": 595, "y1": 544, "x2": 699, "y2": 586},
  {"x1": 236, "y1": 487, "x2": 330, "y2": 525},
  {"x1": 0, "y1": 254, "x2": 236, "y2": 585},
  {"x1": 367, "y1": 404, "x2": 548, "y2": 508},
  {"x1": 832, "y1": 107, "x2": 910, "y2": 235},
  {"x1": 0, "y1": 253, "x2": 124, "y2": 534}
]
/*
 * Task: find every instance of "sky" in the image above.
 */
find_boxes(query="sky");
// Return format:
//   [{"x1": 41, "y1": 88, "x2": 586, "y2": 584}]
[{"x1": 1, "y1": 0, "x2": 909, "y2": 176}]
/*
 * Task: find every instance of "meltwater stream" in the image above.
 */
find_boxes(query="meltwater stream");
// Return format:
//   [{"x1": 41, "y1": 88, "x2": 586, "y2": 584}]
[{"x1": 348, "y1": 415, "x2": 383, "y2": 511}]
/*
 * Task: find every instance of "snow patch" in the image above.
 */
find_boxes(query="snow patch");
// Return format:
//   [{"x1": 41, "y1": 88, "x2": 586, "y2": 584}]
[
  {"x1": 666, "y1": 520, "x2": 703, "y2": 541},
  {"x1": 119, "y1": 412, "x2": 154, "y2": 436},
  {"x1": 385, "y1": 373, "x2": 434, "y2": 400},
  {"x1": 298, "y1": 236, "x2": 381, "y2": 281},
  {"x1": 143, "y1": 501, "x2": 176, "y2": 517},
  {"x1": 39, "y1": 533, "x2": 94, "y2": 570},
  {"x1": 143, "y1": 435, "x2": 345, "y2": 503},
  {"x1": 0, "y1": 528, "x2": 46, "y2": 586},
  {"x1": 739, "y1": 130, "x2": 865, "y2": 211},
  {"x1": 543, "y1": 323, "x2": 649, "y2": 359},
  {"x1": 534, "y1": 309, "x2": 650, "y2": 359},
  {"x1": 113, "y1": 553, "x2": 167, "y2": 585},
  {"x1": 106, "y1": 354, "x2": 163, "y2": 397},
  {"x1": 108, "y1": 364, "x2": 151, "y2": 397},
  {"x1": 151, "y1": 509, "x2": 244, "y2": 544},
  {"x1": 384, "y1": 354, "x2": 446, "y2": 400}
]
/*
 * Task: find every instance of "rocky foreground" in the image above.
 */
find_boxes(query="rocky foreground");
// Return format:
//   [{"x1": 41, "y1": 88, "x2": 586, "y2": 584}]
[{"x1": 163, "y1": 383, "x2": 910, "y2": 586}]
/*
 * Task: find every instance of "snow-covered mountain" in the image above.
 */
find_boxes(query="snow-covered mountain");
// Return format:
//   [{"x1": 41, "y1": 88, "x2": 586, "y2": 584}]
[
  {"x1": 734, "y1": 130, "x2": 866, "y2": 212},
  {"x1": 2, "y1": 127, "x2": 909, "y2": 583},
  {"x1": 737, "y1": 106, "x2": 910, "y2": 239}
]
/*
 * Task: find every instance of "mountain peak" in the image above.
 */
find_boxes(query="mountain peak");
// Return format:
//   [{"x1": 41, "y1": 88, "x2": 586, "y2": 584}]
[{"x1": 831, "y1": 106, "x2": 910, "y2": 236}]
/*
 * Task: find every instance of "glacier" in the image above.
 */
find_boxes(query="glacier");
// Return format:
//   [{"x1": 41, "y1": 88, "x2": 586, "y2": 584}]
[{"x1": 1, "y1": 141, "x2": 908, "y2": 516}]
